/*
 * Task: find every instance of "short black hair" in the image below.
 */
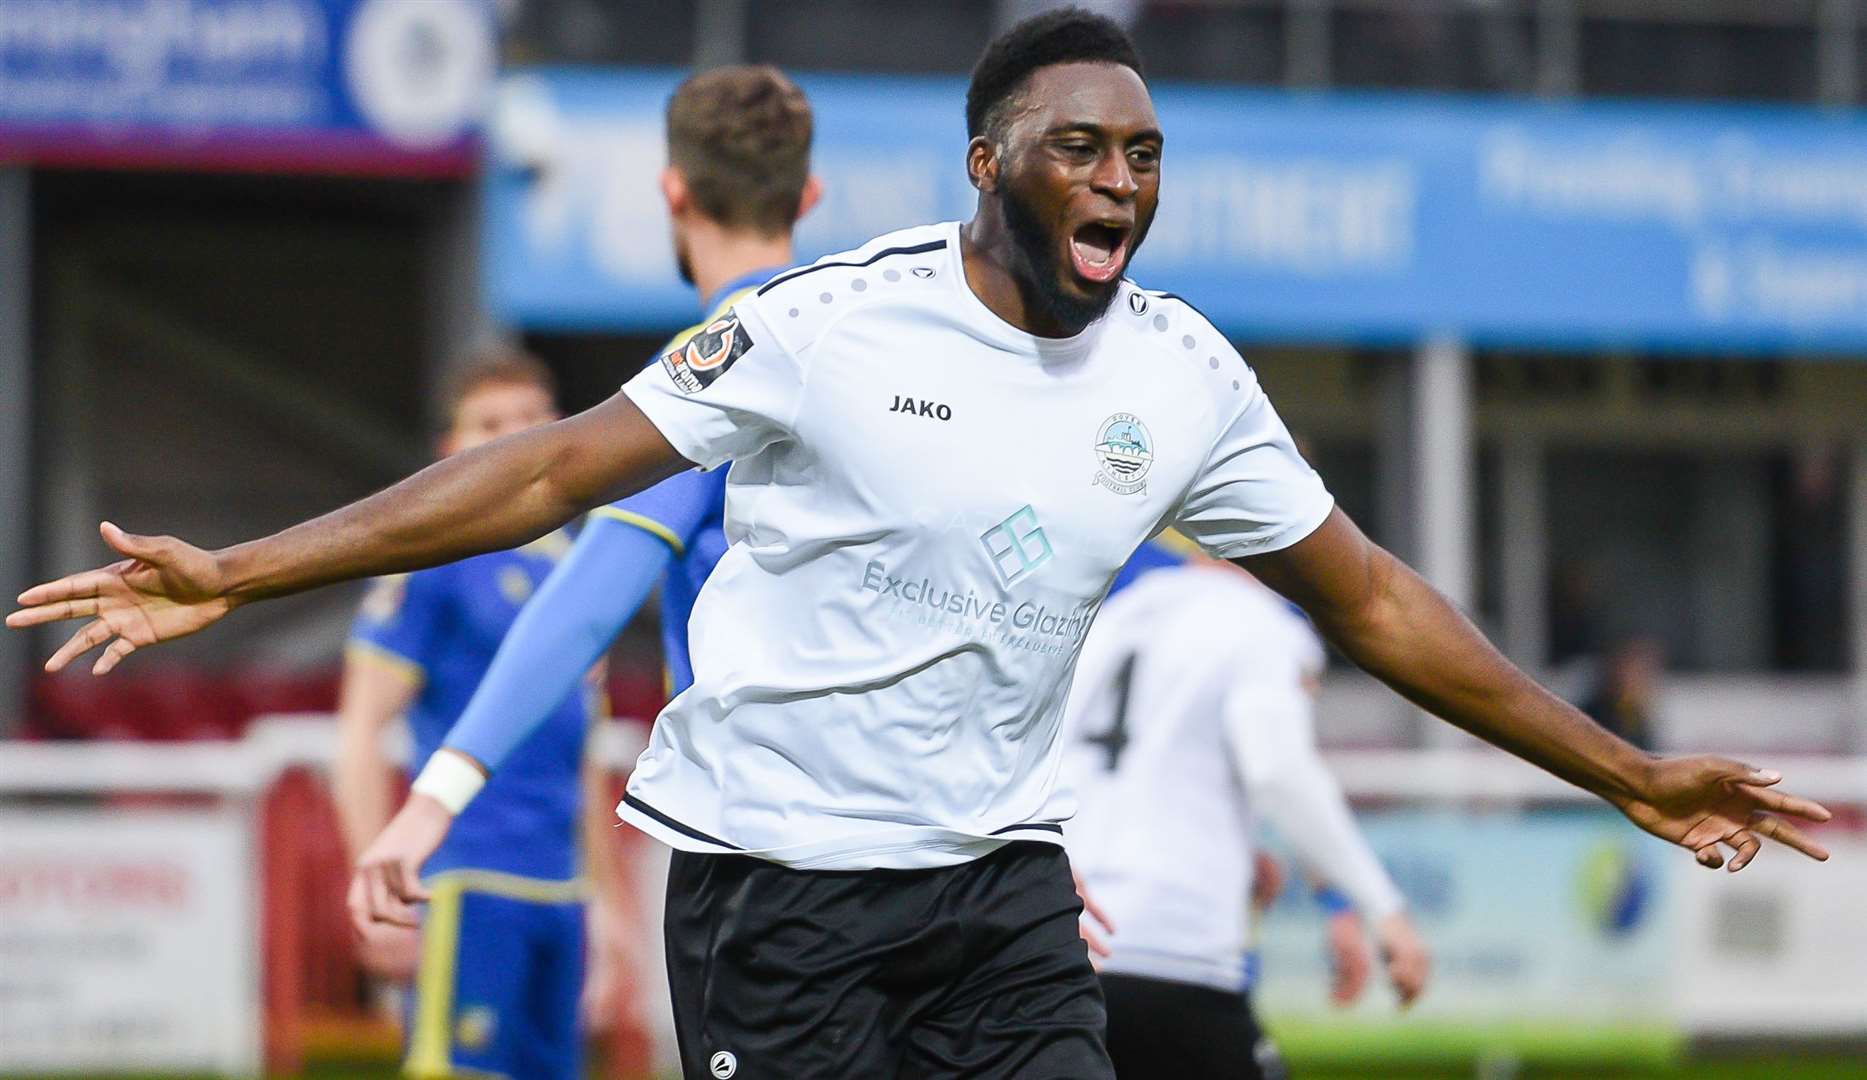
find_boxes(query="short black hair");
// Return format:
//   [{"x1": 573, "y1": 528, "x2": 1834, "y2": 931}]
[{"x1": 965, "y1": 7, "x2": 1144, "y2": 140}]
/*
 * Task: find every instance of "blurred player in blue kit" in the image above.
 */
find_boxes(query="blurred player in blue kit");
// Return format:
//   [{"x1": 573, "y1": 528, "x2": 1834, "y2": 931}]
[
  {"x1": 332, "y1": 350, "x2": 631, "y2": 1080},
  {"x1": 430, "y1": 64, "x2": 819, "y2": 774},
  {"x1": 335, "y1": 64, "x2": 819, "y2": 1079}
]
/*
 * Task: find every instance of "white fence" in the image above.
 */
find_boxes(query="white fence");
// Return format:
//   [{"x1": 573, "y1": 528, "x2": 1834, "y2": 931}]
[{"x1": 7, "y1": 713, "x2": 1858, "y2": 802}]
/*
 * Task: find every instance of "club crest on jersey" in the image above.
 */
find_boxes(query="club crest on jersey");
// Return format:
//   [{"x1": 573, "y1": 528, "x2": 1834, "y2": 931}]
[
  {"x1": 1092, "y1": 413, "x2": 1154, "y2": 495},
  {"x1": 662, "y1": 311, "x2": 754, "y2": 395}
]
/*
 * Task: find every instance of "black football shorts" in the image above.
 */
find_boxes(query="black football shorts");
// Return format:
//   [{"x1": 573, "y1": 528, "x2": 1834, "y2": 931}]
[
  {"x1": 663, "y1": 840, "x2": 1113, "y2": 1079},
  {"x1": 1101, "y1": 972, "x2": 1287, "y2": 1080}
]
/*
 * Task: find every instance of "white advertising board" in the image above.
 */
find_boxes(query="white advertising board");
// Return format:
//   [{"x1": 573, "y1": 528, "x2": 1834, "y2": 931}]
[
  {"x1": 0, "y1": 808, "x2": 261, "y2": 1075},
  {"x1": 1253, "y1": 809, "x2": 1674, "y2": 1025},
  {"x1": 1251, "y1": 808, "x2": 1867, "y2": 1043},
  {"x1": 1671, "y1": 831, "x2": 1867, "y2": 1035}
]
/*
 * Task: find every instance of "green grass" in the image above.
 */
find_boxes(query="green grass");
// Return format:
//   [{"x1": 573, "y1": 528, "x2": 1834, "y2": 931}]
[
  {"x1": 1291, "y1": 1061, "x2": 1867, "y2": 1068},
  {"x1": 1291, "y1": 1065, "x2": 1867, "y2": 1080},
  {"x1": 1268, "y1": 1017, "x2": 1683, "y2": 1068},
  {"x1": 1265, "y1": 1019, "x2": 1867, "y2": 1079}
]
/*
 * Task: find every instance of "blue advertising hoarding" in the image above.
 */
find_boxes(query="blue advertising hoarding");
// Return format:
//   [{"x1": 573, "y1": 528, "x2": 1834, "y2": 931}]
[
  {"x1": 0, "y1": 0, "x2": 492, "y2": 176},
  {"x1": 485, "y1": 69, "x2": 1867, "y2": 352}
]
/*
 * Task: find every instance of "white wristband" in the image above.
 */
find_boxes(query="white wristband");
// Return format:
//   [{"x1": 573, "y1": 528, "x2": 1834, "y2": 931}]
[{"x1": 410, "y1": 750, "x2": 487, "y2": 815}]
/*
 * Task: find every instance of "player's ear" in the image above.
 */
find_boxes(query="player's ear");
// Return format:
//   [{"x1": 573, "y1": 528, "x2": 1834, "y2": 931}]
[
  {"x1": 660, "y1": 166, "x2": 689, "y2": 217},
  {"x1": 796, "y1": 174, "x2": 824, "y2": 223},
  {"x1": 966, "y1": 136, "x2": 999, "y2": 194}
]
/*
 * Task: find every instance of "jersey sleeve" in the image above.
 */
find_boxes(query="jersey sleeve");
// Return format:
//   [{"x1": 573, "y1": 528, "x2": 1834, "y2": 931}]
[
  {"x1": 622, "y1": 299, "x2": 802, "y2": 470},
  {"x1": 346, "y1": 569, "x2": 450, "y2": 681},
  {"x1": 1222, "y1": 632, "x2": 1405, "y2": 920},
  {"x1": 1172, "y1": 369, "x2": 1334, "y2": 559},
  {"x1": 443, "y1": 520, "x2": 672, "y2": 772},
  {"x1": 587, "y1": 465, "x2": 726, "y2": 556}
]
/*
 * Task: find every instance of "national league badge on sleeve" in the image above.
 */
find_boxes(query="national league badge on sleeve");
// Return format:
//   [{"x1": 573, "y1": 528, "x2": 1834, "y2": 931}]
[{"x1": 662, "y1": 311, "x2": 755, "y2": 395}]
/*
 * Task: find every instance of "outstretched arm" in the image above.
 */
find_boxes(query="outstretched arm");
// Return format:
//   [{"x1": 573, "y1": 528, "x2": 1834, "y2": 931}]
[
  {"x1": 1240, "y1": 509, "x2": 1832, "y2": 871},
  {"x1": 8, "y1": 391, "x2": 688, "y2": 674},
  {"x1": 445, "y1": 516, "x2": 673, "y2": 773},
  {"x1": 1224, "y1": 666, "x2": 1426, "y2": 1004},
  {"x1": 1227, "y1": 671, "x2": 1403, "y2": 923}
]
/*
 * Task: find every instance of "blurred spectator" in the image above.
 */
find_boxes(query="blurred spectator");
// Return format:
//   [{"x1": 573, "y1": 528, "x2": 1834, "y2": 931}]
[
  {"x1": 1772, "y1": 447, "x2": 1849, "y2": 672},
  {"x1": 1581, "y1": 637, "x2": 1666, "y2": 751},
  {"x1": 1548, "y1": 557, "x2": 1606, "y2": 666}
]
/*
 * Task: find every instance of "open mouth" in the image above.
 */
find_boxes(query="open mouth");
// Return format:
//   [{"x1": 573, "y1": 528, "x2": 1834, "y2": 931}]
[{"x1": 1068, "y1": 221, "x2": 1130, "y2": 285}]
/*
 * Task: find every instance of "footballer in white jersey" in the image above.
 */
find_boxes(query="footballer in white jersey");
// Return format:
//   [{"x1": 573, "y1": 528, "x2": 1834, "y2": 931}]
[
  {"x1": 614, "y1": 217, "x2": 1330, "y2": 872},
  {"x1": 21, "y1": 10, "x2": 1831, "y2": 1080},
  {"x1": 1065, "y1": 558, "x2": 1429, "y2": 1079},
  {"x1": 619, "y1": 203, "x2": 1330, "y2": 1072}
]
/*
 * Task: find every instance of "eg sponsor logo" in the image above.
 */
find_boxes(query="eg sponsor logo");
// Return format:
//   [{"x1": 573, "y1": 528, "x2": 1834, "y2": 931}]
[{"x1": 980, "y1": 505, "x2": 1050, "y2": 587}]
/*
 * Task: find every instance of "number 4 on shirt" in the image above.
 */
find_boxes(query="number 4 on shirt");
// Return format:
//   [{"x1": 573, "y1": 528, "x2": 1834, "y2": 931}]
[{"x1": 1083, "y1": 650, "x2": 1138, "y2": 772}]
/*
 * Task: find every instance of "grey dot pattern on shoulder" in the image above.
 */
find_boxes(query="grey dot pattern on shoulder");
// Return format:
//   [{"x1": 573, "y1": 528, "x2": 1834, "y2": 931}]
[
  {"x1": 1181, "y1": 334, "x2": 1196, "y2": 349},
  {"x1": 1208, "y1": 357, "x2": 1219, "y2": 369},
  {"x1": 819, "y1": 292, "x2": 833, "y2": 304},
  {"x1": 851, "y1": 279, "x2": 868, "y2": 292},
  {"x1": 883, "y1": 269, "x2": 901, "y2": 282},
  {"x1": 788, "y1": 308, "x2": 799, "y2": 318},
  {"x1": 1151, "y1": 313, "x2": 1169, "y2": 331}
]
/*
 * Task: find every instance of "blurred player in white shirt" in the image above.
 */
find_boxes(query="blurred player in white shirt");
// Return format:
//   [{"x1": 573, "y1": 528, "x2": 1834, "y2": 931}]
[{"x1": 1065, "y1": 551, "x2": 1429, "y2": 1079}]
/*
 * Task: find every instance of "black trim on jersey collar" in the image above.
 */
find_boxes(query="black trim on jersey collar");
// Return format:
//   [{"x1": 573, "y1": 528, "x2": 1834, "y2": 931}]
[
  {"x1": 990, "y1": 821, "x2": 1064, "y2": 837},
  {"x1": 755, "y1": 239, "x2": 949, "y2": 296},
  {"x1": 1146, "y1": 289, "x2": 1220, "y2": 329},
  {"x1": 623, "y1": 794, "x2": 742, "y2": 850}
]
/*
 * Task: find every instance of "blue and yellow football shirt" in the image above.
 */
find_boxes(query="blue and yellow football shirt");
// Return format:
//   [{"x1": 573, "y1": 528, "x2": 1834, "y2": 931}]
[{"x1": 348, "y1": 530, "x2": 594, "y2": 882}]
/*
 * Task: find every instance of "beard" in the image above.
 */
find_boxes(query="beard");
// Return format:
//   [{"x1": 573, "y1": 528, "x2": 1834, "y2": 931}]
[{"x1": 1000, "y1": 184, "x2": 1123, "y2": 332}]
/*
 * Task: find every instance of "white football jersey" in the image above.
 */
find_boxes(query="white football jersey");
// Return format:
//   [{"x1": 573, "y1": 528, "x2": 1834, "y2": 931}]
[
  {"x1": 618, "y1": 222, "x2": 1333, "y2": 870},
  {"x1": 1063, "y1": 564, "x2": 1403, "y2": 992}
]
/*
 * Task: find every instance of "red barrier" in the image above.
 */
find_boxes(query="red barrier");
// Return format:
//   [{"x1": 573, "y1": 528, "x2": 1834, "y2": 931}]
[{"x1": 255, "y1": 768, "x2": 663, "y2": 1077}]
